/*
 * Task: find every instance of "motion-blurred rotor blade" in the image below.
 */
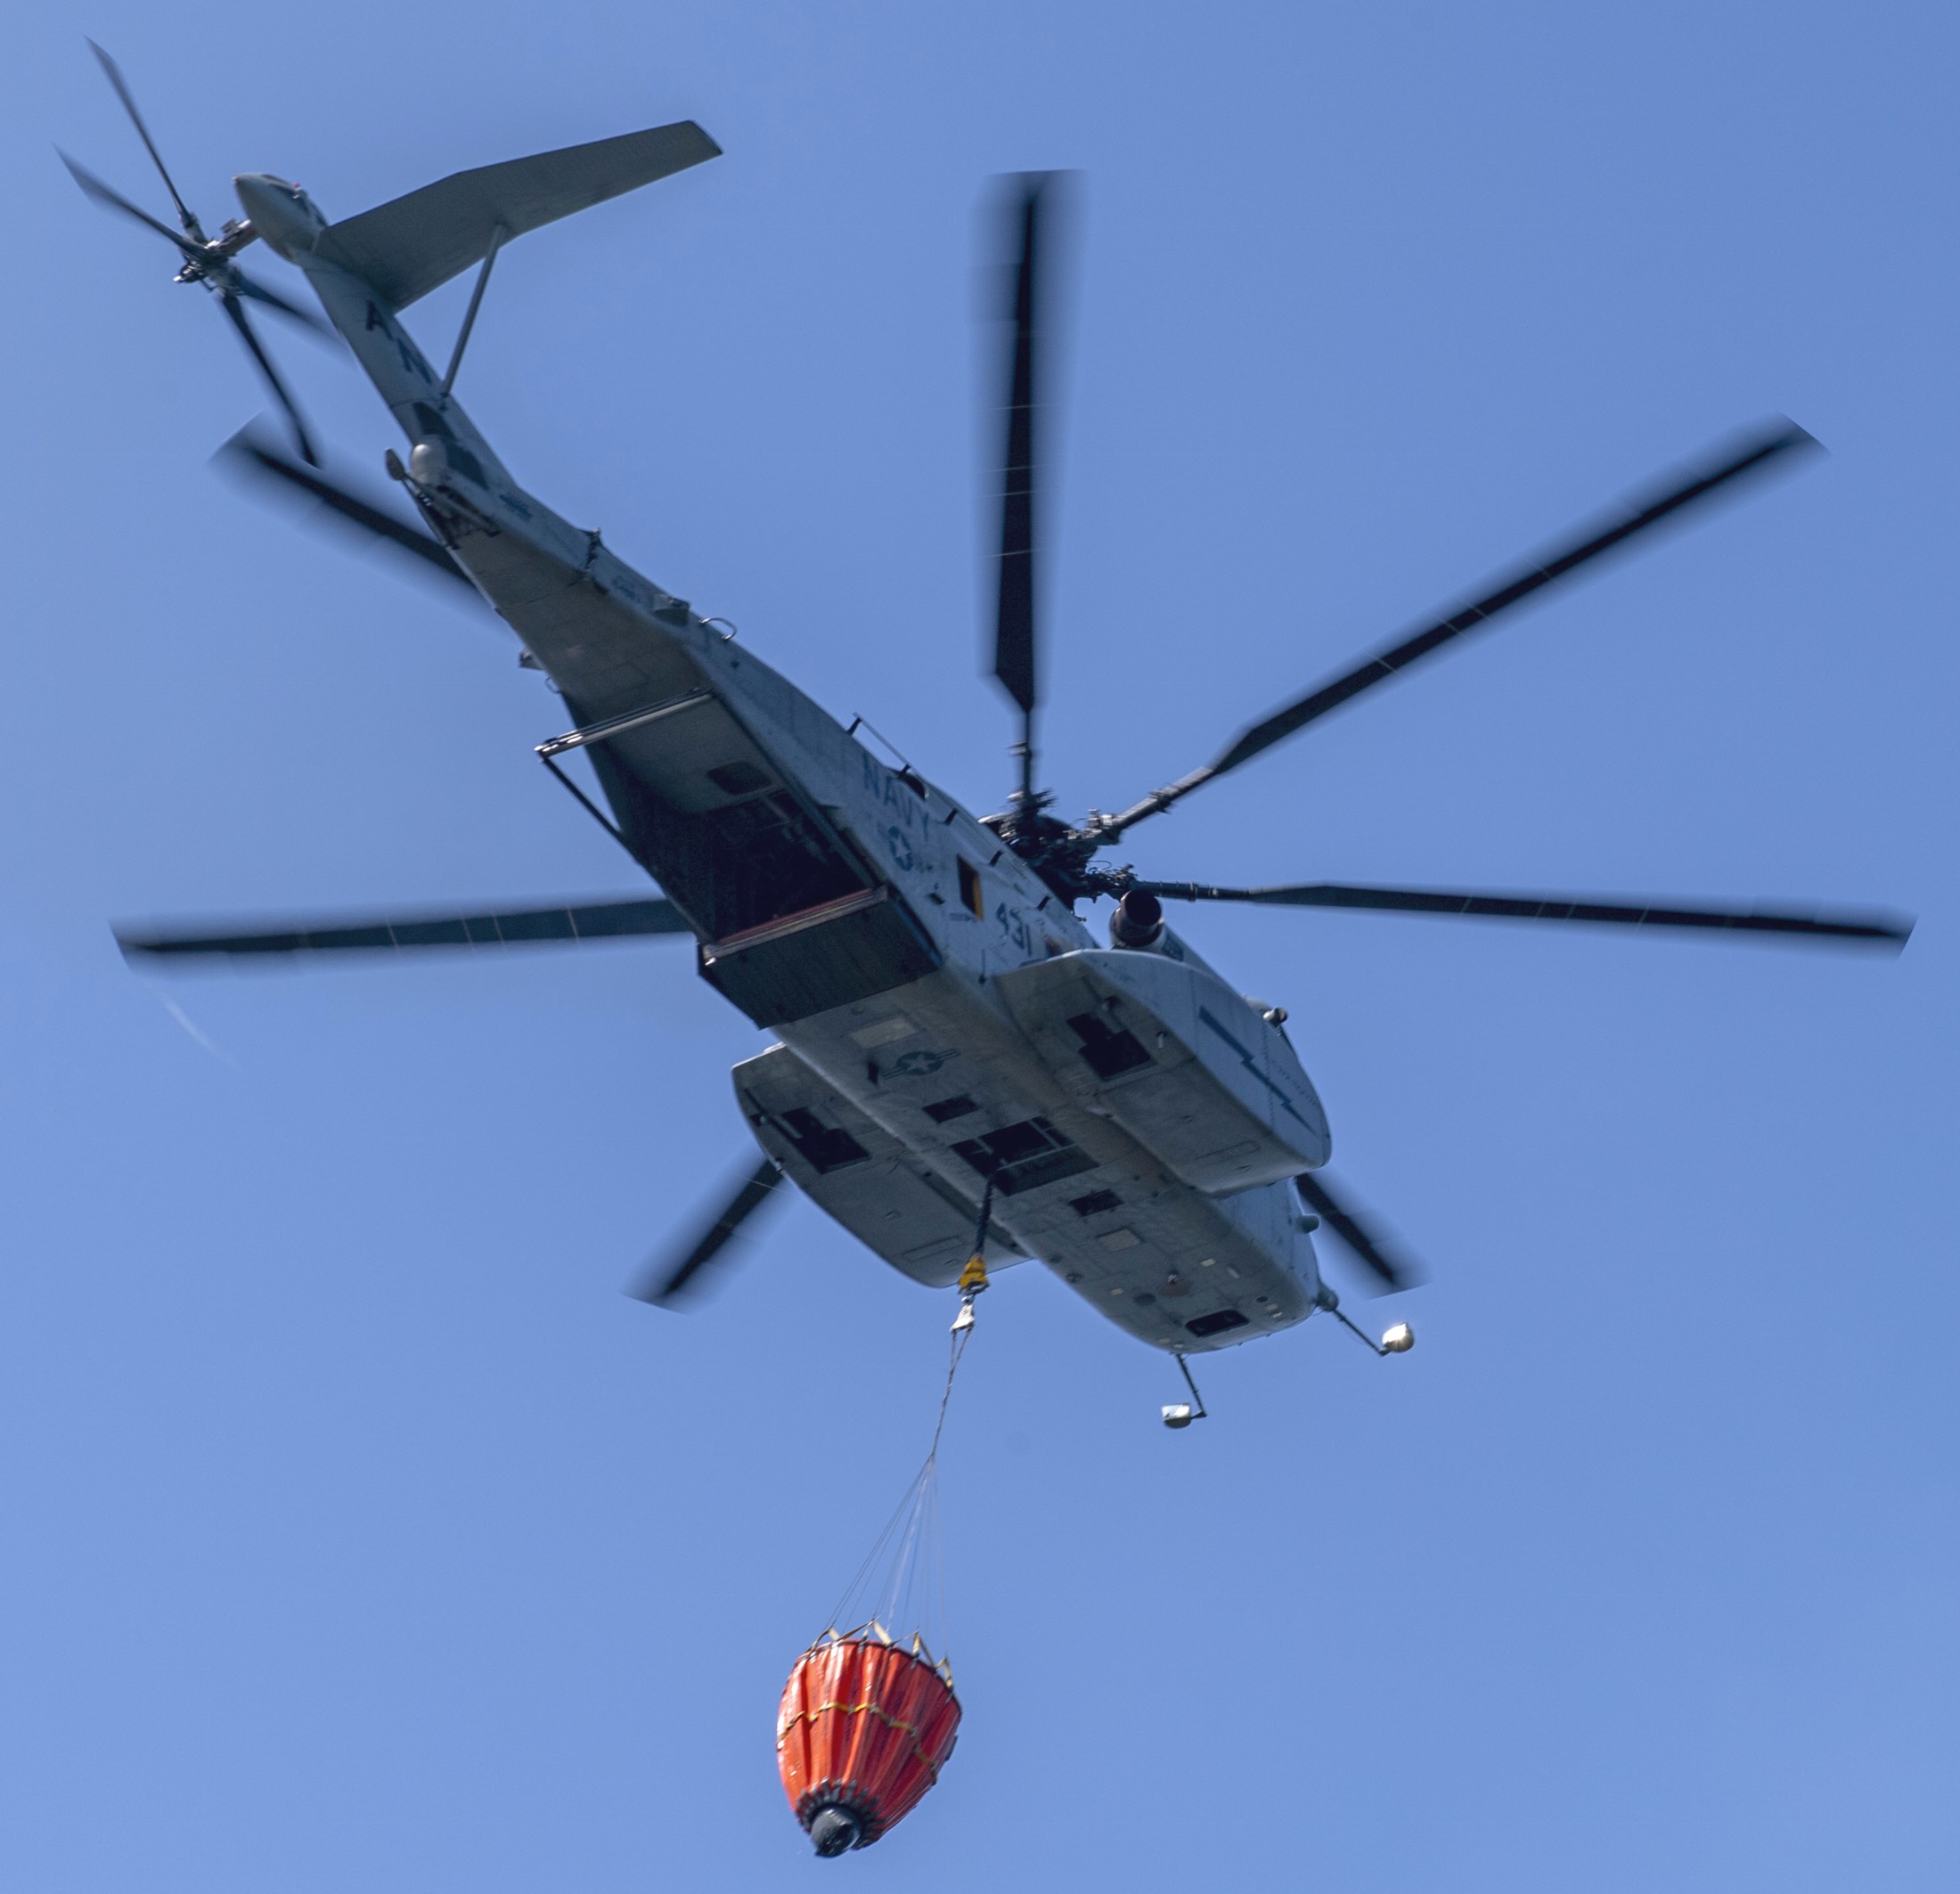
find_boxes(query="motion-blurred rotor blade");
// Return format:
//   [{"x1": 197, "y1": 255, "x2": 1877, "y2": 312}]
[
  {"x1": 87, "y1": 40, "x2": 203, "y2": 239},
  {"x1": 1133, "y1": 878, "x2": 1913, "y2": 948},
  {"x1": 60, "y1": 149, "x2": 199, "y2": 256},
  {"x1": 1102, "y1": 420, "x2": 1822, "y2": 837},
  {"x1": 1294, "y1": 1172, "x2": 1423, "y2": 1296},
  {"x1": 629, "y1": 1157, "x2": 786, "y2": 1309},
  {"x1": 991, "y1": 173, "x2": 1065, "y2": 803},
  {"x1": 216, "y1": 427, "x2": 478, "y2": 595},
  {"x1": 117, "y1": 897, "x2": 692, "y2": 963},
  {"x1": 217, "y1": 290, "x2": 319, "y2": 467},
  {"x1": 232, "y1": 269, "x2": 335, "y2": 337}
]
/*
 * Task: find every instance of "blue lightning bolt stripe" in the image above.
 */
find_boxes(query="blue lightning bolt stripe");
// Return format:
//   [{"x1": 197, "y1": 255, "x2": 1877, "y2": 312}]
[{"x1": 1197, "y1": 1006, "x2": 1311, "y2": 1129}]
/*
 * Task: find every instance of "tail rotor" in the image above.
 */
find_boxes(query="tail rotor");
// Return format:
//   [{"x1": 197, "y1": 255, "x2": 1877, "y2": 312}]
[{"x1": 64, "y1": 40, "x2": 328, "y2": 465}]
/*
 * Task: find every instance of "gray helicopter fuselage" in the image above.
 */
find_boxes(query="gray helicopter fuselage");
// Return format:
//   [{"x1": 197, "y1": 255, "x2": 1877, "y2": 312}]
[{"x1": 238, "y1": 171, "x2": 1334, "y2": 1354}]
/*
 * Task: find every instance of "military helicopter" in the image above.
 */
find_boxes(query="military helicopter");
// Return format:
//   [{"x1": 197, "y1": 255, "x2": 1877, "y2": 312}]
[{"x1": 81, "y1": 59, "x2": 1909, "y2": 1401}]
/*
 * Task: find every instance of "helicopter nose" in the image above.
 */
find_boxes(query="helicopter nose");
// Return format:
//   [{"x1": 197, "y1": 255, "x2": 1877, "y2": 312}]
[{"x1": 233, "y1": 174, "x2": 316, "y2": 258}]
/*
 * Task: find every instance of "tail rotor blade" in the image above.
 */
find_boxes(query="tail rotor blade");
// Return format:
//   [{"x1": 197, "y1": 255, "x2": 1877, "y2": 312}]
[
  {"x1": 1295, "y1": 1172, "x2": 1423, "y2": 1296},
  {"x1": 86, "y1": 39, "x2": 203, "y2": 240},
  {"x1": 629, "y1": 1158, "x2": 787, "y2": 1309},
  {"x1": 60, "y1": 149, "x2": 199, "y2": 257},
  {"x1": 232, "y1": 269, "x2": 335, "y2": 338},
  {"x1": 218, "y1": 290, "x2": 319, "y2": 467}
]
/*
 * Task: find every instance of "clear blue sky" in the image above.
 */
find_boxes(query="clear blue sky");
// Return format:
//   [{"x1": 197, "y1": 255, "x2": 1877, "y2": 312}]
[{"x1": 2, "y1": 3, "x2": 1953, "y2": 1889}]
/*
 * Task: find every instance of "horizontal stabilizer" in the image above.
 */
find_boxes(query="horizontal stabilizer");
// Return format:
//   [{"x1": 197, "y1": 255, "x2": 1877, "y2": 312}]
[
  {"x1": 118, "y1": 897, "x2": 692, "y2": 962},
  {"x1": 318, "y1": 119, "x2": 721, "y2": 310}
]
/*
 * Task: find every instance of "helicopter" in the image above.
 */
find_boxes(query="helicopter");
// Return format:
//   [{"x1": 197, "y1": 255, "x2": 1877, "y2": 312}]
[{"x1": 78, "y1": 58, "x2": 1910, "y2": 1397}]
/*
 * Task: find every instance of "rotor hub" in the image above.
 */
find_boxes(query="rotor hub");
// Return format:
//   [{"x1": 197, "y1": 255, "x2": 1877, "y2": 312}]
[{"x1": 981, "y1": 792, "x2": 1118, "y2": 906}]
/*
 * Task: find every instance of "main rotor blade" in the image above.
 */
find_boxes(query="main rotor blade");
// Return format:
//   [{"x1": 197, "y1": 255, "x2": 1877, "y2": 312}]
[
  {"x1": 216, "y1": 428, "x2": 478, "y2": 595},
  {"x1": 117, "y1": 897, "x2": 691, "y2": 963},
  {"x1": 232, "y1": 269, "x2": 334, "y2": 337},
  {"x1": 87, "y1": 40, "x2": 203, "y2": 241},
  {"x1": 1103, "y1": 420, "x2": 1823, "y2": 837},
  {"x1": 1134, "y1": 878, "x2": 1913, "y2": 949},
  {"x1": 217, "y1": 290, "x2": 319, "y2": 467},
  {"x1": 991, "y1": 173, "x2": 1065, "y2": 802},
  {"x1": 60, "y1": 150, "x2": 199, "y2": 257},
  {"x1": 1294, "y1": 1172, "x2": 1422, "y2": 1295},
  {"x1": 628, "y1": 1157, "x2": 786, "y2": 1309}
]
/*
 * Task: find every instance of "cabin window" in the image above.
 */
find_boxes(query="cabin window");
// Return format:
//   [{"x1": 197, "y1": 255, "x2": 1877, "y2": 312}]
[{"x1": 957, "y1": 857, "x2": 984, "y2": 918}]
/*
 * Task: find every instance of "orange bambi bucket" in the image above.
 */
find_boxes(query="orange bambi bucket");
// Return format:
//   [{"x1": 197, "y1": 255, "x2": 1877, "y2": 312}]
[{"x1": 776, "y1": 1629, "x2": 962, "y2": 1856}]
